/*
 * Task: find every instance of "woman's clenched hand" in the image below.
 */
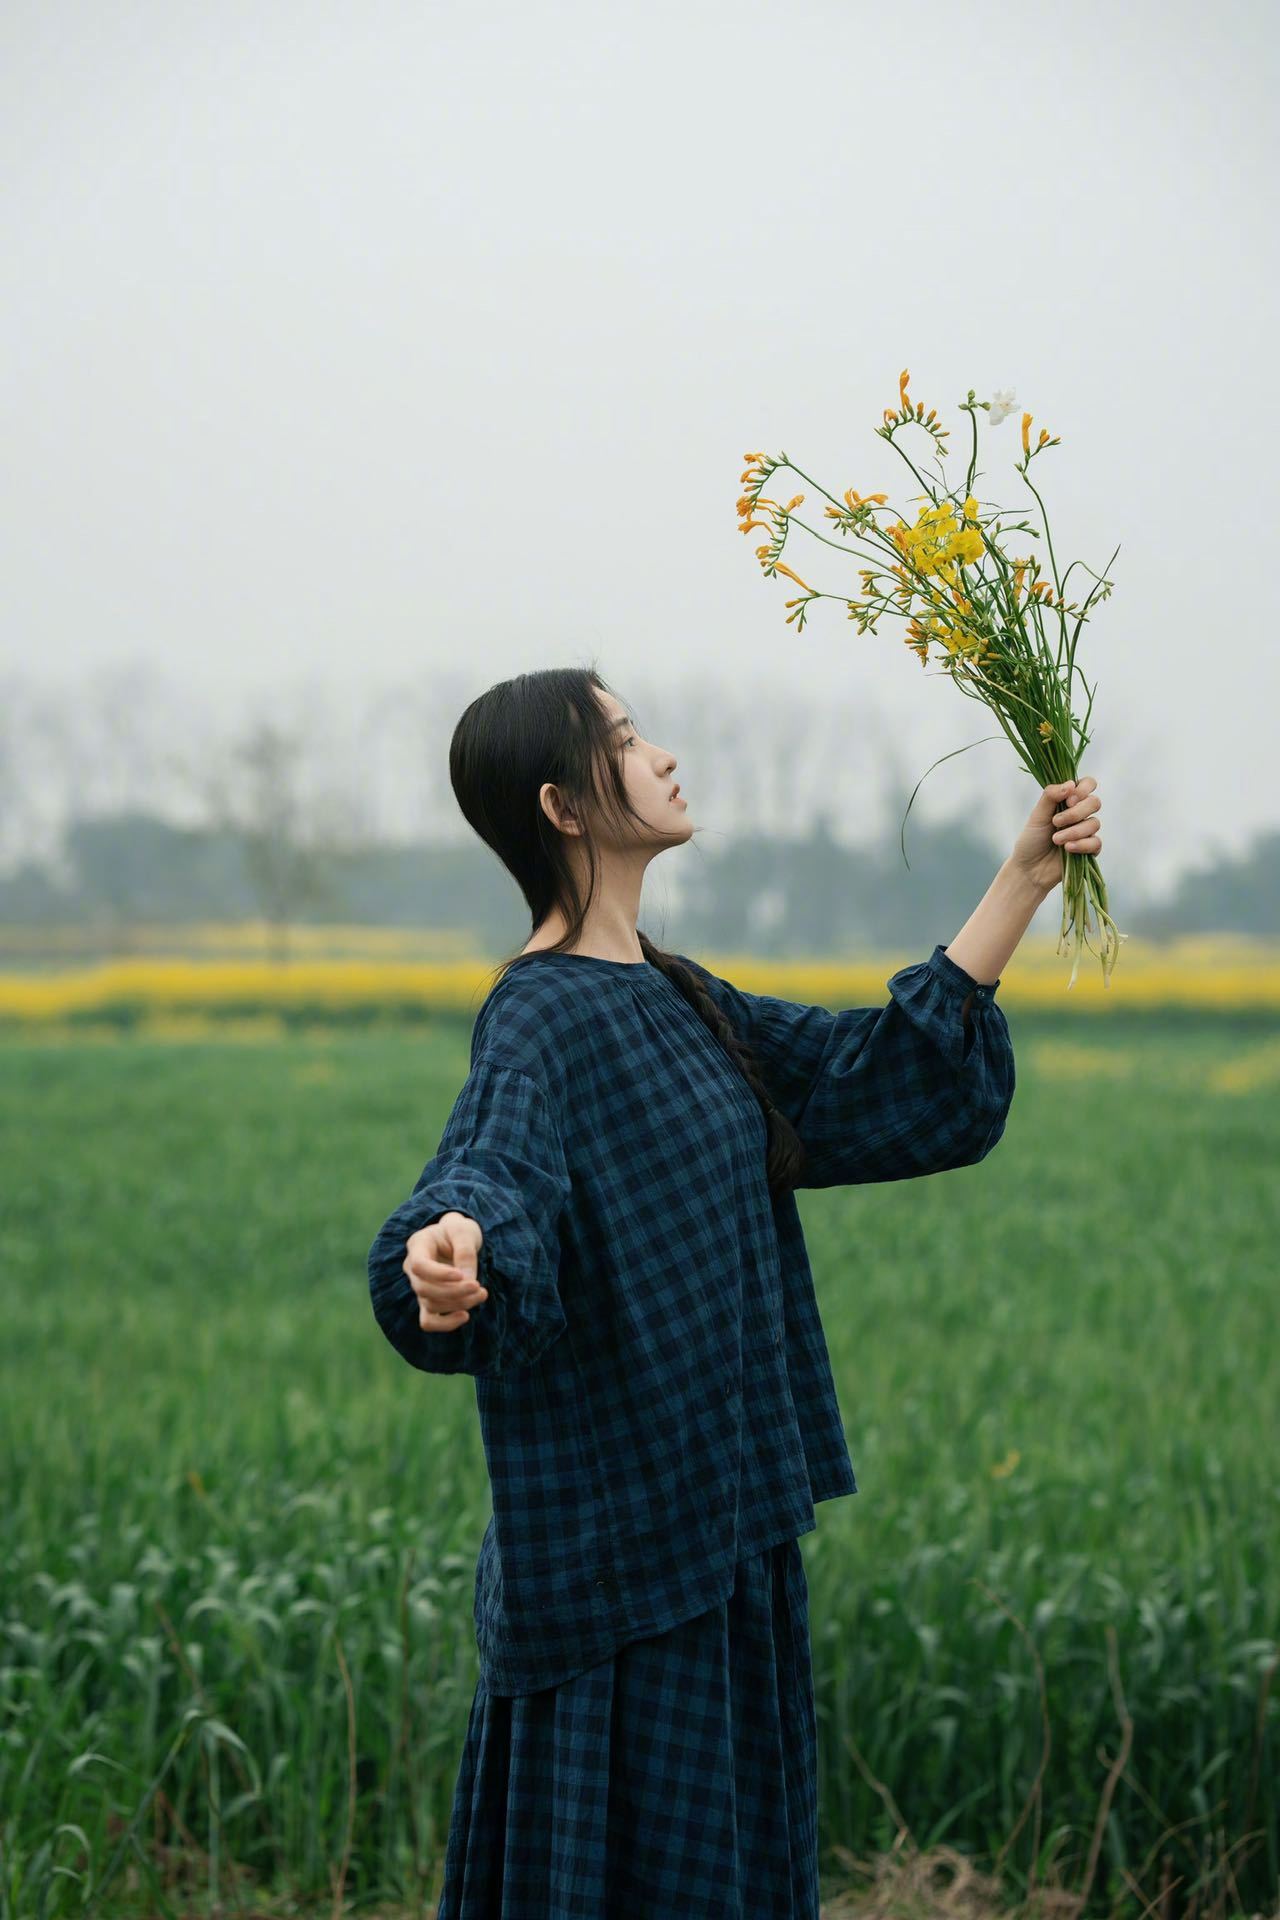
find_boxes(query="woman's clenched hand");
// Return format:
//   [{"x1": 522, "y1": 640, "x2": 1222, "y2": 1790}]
[{"x1": 404, "y1": 1211, "x2": 490, "y2": 1331}]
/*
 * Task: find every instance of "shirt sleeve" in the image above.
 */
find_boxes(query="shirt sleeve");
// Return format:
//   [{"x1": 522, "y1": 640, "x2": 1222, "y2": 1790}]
[
  {"x1": 367, "y1": 1057, "x2": 571, "y2": 1376},
  {"x1": 677, "y1": 943, "x2": 1016, "y2": 1189}
]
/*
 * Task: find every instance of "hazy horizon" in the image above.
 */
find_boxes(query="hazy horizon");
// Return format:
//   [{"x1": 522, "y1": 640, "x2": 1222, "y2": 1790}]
[{"x1": 3, "y1": 0, "x2": 1276, "y2": 912}]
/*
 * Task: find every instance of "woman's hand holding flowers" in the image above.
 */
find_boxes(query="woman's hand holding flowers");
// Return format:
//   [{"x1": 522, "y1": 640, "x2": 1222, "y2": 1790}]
[{"x1": 1008, "y1": 776, "x2": 1102, "y2": 897}]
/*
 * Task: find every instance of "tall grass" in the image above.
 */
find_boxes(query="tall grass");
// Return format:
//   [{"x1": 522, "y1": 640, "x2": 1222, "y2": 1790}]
[{"x1": 0, "y1": 1014, "x2": 1276, "y2": 1918}]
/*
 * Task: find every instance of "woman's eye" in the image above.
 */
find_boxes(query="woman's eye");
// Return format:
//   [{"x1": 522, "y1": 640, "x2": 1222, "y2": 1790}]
[{"x1": 623, "y1": 734, "x2": 636, "y2": 747}]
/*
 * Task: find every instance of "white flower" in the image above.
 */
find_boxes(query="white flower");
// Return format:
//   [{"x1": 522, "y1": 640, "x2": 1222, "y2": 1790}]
[{"x1": 986, "y1": 387, "x2": 1018, "y2": 425}]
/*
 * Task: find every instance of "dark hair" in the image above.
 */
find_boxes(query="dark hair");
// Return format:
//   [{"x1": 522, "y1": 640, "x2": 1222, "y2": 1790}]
[{"x1": 448, "y1": 664, "x2": 806, "y2": 1199}]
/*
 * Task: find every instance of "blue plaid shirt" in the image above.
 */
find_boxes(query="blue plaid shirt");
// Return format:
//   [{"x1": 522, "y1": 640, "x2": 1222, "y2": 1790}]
[{"x1": 367, "y1": 942, "x2": 1014, "y2": 1694}]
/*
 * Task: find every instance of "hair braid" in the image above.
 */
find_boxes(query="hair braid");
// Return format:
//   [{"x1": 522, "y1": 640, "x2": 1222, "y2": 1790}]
[{"x1": 638, "y1": 932, "x2": 806, "y2": 1200}]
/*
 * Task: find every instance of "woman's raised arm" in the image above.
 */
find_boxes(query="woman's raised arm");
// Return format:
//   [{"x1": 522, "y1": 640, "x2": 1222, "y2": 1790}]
[{"x1": 676, "y1": 944, "x2": 1016, "y2": 1190}]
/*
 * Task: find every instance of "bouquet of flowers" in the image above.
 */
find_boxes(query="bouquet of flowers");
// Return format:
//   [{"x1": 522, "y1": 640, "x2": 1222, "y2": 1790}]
[{"x1": 736, "y1": 369, "x2": 1125, "y2": 988}]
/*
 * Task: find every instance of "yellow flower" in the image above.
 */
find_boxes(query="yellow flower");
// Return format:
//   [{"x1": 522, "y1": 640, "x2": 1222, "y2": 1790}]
[
  {"x1": 1021, "y1": 412, "x2": 1032, "y2": 457},
  {"x1": 950, "y1": 528, "x2": 984, "y2": 565},
  {"x1": 1038, "y1": 720, "x2": 1055, "y2": 738}
]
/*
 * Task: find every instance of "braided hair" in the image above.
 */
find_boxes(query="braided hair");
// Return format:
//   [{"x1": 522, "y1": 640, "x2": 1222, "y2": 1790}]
[{"x1": 635, "y1": 930, "x2": 807, "y2": 1201}]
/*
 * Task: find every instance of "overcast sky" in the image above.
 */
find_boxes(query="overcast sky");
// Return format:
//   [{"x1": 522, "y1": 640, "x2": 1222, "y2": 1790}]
[{"x1": 3, "y1": 0, "x2": 1277, "y2": 902}]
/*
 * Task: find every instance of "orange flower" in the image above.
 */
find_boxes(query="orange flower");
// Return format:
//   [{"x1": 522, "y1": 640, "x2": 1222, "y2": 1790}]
[{"x1": 773, "y1": 561, "x2": 817, "y2": 593}]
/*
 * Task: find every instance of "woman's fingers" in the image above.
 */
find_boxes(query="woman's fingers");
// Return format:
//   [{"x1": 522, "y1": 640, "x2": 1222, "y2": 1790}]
[
  {"x1": 410, "y1": 1272, "x2": 486, "y2": 1329},
  {"x1": 403, "y1": 1227, "x2": 489, "y2": 1327},
  {"x1": 1053, "y1": 813, "x2": 1101, "y2": 842},
  {"x1": 1052, "y1": 797, "x2": 1101, "y2": 832},
  {"x1": 1052, "y1": 793, "x2": 1099, "y2": 821},
  {"x1": 1048, "y1": 776, "x2": 1102, "y2": 856},
  {"x1": 420, "y1": 1302, "x2": 470, "y2": 1329},
  {"x1": 1059, "y1": 822, "x2": 1103, "y2": 851}
]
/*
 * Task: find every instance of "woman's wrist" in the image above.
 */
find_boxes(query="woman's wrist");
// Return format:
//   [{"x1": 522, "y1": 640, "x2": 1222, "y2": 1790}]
[
  {"x1": 997, "y1": 856, "x2": 1054, "y2": 911},
  {"x1": 944, "y1": 859, "x2": 1050, "y2": 988}
]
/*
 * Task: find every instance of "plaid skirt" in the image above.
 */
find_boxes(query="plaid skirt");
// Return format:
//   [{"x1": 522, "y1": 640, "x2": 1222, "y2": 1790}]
[{"x1": 433, "y1": 1533, "x2": 819, "y2": 1919}]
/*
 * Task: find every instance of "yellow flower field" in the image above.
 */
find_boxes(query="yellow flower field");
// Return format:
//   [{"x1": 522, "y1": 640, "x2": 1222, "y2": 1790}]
[{"x1": 0, "y1": 927, "x2": 1278, "y2": 1021}]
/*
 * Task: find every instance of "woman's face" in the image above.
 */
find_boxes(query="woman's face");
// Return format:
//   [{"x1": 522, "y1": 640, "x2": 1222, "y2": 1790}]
[{"x1": 596, "y1": 691, "x2": 693, "y2": 846}]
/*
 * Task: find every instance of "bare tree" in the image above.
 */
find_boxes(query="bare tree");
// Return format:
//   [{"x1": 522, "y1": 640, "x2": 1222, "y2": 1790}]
[{"x1": 198, "y1": 715, "x2": 335, "y2": 965}]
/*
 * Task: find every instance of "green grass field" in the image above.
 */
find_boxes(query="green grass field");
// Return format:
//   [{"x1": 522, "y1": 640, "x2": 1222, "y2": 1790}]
[{"x1": 1, "y1": 1012, "x2": 1277, "y2": 1919}]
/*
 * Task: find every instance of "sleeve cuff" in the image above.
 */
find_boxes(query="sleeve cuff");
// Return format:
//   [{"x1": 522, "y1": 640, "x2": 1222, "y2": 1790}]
[
  {"x1": 925, "y1": 942, "x2": 1001, "y2": 1002},
  {"x1": 369, "y1": 1175, "x2": 567, "y2": 1377},
  {"x1": 885, "y1": 943, "x2": 1004, "y2": 1073}
]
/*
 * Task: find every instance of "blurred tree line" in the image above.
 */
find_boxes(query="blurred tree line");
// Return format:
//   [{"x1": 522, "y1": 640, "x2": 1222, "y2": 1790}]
[
  {"x1": 0, "y1": 665, "x2": 1275, "y2": 957},
  {"x1": 1, "y1": 801, "x2": 1276, "y2": 959}
]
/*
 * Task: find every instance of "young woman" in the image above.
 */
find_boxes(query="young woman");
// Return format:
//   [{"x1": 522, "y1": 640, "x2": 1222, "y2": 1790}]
[{"x1": 367, "y1": 665, "x2": 1102, "y2": 1919}]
